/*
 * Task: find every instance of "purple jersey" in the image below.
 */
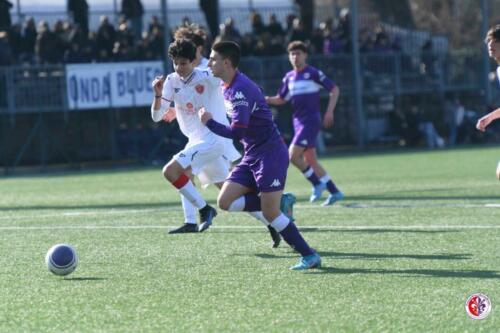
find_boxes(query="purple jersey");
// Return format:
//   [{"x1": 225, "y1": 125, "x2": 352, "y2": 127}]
[
  {"x1": 207, "y1": 71, "x2": 283, "y2": 157},
  {"x1": 278, "y1": 65, "x2": 336, "y2": 125}
]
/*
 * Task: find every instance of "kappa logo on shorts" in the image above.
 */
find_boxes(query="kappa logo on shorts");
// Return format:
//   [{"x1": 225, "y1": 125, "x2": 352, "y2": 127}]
[
  {"x1": 195, "y1": 84, "x2": 204, "y2": 94},
  {"x1": 270, "y1": 179, "x2": 281, "y2": 187},
  {"x1": 300, "y1": 139, "x2": 308, "y2": 145},
  {"x1": 174, "y1": 88, "x2": 180, "y2": 93}
]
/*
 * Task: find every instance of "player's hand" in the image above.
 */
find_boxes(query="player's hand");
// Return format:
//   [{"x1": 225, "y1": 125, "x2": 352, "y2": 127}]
[
  {"x1": 199, "y1": 107, "x2": 213, "y2": 125},
  {"x1": 476, "y1": 115, "x2": 492, "y2": 132},
  {"x1": 152, "y1": 75, "x2": 166, "y2": 96},
  {"x1": 162, "y1": 107, "x2": 176, "y2": 123},
  {"x1": 323, "y1": 111, "x2": 334, "y2": 128}
]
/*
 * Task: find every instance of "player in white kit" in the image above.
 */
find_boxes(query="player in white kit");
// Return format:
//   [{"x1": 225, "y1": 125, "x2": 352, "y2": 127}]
[{"x1": 151, "y1": 39, "x2": 282, "y2": 246}]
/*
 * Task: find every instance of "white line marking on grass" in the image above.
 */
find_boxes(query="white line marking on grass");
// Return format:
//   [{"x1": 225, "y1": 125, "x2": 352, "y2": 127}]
[
  {"x1": 1, "y1": 225, "x2": 500, "y2": 231},
  {"x1": 1, "y1": 202, "x2": 500, "y2": 221}
]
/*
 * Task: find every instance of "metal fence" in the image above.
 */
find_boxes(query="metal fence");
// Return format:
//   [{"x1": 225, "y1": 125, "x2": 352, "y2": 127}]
[{"x1": 0, "y1": 50, "x2": 492, "y2": 172}]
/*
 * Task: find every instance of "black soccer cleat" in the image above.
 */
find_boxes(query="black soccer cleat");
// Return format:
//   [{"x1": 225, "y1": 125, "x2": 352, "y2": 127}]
[
  {"x1": 168, "y1": 223, "x2": 198, "y2": 234},
  {"x1": 198, "y1": 205, "x2": 217, "y2": 232},
  {"x1": 267, "y1": 225, "x2": 281, "y2": 248}
]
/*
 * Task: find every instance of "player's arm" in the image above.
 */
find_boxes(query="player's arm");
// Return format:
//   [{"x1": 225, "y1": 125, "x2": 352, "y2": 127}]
[
  {"x1": 266, "y1": 76, "x2": 289, "y2": 106},
  {"x1": 476, "y1": 107, "x2": 500, "y2": 132},
  {"x1": 323, "y1": 85, "x2": 340, "y2": 128},
  {"x1": 200, "y1": 98, "x2": 251, "y2": 140},
  {"x1": 265, "y1": 95, "x2": 287, "y2": 106}
]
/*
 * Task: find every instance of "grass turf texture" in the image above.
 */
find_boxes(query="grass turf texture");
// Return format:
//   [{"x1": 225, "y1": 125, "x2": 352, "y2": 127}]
[{"x1": 0, "y1": 147, "x2": 499, "y2": 332}]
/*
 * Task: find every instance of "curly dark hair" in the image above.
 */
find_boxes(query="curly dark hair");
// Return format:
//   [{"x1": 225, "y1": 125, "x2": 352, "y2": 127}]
[
  {"x1": 174, "y1": 23, "x2": 206, "y2": 48},
  {"x1": 168, "y1": 38, "x2": 197, "y2": 61}
]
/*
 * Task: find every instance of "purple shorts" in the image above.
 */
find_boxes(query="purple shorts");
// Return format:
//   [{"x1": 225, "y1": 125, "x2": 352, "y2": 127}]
[
  {"x1": 291, "y1": 118, "x2": 320, "y2": 148},
  {"x1": 227, "y1": 144, "x2": 289, "y2": 192}
]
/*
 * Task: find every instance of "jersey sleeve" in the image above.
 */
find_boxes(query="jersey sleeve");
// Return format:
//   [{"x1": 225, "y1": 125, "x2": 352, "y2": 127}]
[
  {"x1": 314, "y1": 69, "x2": 336, "y2": 91},
  {"x1": 277, "y1": 75, "x2": 290, "y2": 101}
]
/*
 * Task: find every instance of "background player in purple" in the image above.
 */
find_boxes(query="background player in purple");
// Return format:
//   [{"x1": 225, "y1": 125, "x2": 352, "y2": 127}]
[
  {"x1": 266, "y1": 41, "x2": 344, "y2": 206},
  {"x1": 476, "y1": 25, "x2": 500, "y2": 179},
  {"x1": 199, "y1": 41, "x2": 321, "y2": 270}
]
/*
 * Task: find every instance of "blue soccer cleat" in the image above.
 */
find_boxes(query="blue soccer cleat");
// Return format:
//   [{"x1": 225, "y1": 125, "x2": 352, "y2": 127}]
[
  {"x1": 309, "y1": 183, "x2": 327, "y2": 202},
  {"x1": 321, "y1": 191, "x2": 344, "y2": 206},
  {"x1": 290, "y1": 252, "x2": 322, "y2": 270},
  {"x1": 280, "y1": 192, "x2": 296, "y2": 221}
]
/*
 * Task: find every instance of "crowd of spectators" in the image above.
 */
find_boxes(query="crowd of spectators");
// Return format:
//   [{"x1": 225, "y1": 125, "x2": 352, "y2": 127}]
[{"x1": 0, "y1": 0, "x2": 405, "y2": 66}]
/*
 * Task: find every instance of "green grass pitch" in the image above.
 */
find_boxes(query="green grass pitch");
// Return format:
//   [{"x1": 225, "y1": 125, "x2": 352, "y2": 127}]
[{"x1": 0, "y1": 147, "x2": 499, "y2": 332}]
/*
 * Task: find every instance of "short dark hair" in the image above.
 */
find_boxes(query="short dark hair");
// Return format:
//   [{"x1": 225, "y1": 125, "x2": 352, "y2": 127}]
[
  {"x1": 212, "y1": 41, "x2": 240, "y2": 68},
  {"x1": 174, "y1": 24, "x2": 206, "y2": 48},
  {"x1": 168, "y1": 39, "x2": 197, "y2": 61},
  {"x1": 485, "y1": 25, "x2": 500, "y2": 44},
  {"x1": 287, "y1": 40, "x2": 308, "y2": 53}
]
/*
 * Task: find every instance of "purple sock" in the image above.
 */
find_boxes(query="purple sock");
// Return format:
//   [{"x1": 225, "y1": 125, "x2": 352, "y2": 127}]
[
  {"x1": 302, "y1": 166, "x2": 321, "y2": 186},
  {"x1": 243, "y1": 193, "x2": 261, "y2": 212},
  {"x1": 280, "y1": 222, "x2": 314, "y2": 256},
  {"x1": 326, "y1": 180, "x2": 340, "y2": 194}
]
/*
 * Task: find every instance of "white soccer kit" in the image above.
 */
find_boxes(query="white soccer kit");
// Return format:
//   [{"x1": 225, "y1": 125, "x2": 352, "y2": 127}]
[{"x1": 151, "y1": 68, "x2": 241, "y2": 187}]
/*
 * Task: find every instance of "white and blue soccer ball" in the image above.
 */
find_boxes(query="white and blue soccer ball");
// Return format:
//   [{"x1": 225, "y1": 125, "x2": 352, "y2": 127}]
[{"x1": 45, "y1": 244, "x2": 78, "y2": 276}]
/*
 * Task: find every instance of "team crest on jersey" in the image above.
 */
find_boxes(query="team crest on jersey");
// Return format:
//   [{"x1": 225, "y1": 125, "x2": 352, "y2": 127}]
[
  {"x1": 304, "y1": 73, "x2": 310, "y2": 79},
  {"x1": 186, "y1": 102, "x2": 194, "y2": 109},
  {"x1": 195, "y1": 84, "x2": 204, "y2": 94}
]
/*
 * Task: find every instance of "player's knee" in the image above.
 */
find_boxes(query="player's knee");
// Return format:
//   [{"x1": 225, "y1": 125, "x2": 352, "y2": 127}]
[
  {"x1": 217, "y1": 195, "x2": 231, "y2": 211},
  {"x1": 162, "y1": 164, "x2": 170, "y2": 180},
  {"x1": 496, "y1": 170, "x2": 500, "y2": 181},
  {"x1": 163, "y1": 161, "x2": 180, "y2": 182}
]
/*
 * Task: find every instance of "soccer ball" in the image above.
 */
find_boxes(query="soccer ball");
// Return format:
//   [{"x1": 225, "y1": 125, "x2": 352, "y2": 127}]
[{"x1": 45, "y1": 244, "x2": 78, "y2": 276}]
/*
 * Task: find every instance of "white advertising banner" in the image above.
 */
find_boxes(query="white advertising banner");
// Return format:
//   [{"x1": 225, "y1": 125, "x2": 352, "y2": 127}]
[{"x1": 66, "y1": 61, "x2": 164, "y2": 110}]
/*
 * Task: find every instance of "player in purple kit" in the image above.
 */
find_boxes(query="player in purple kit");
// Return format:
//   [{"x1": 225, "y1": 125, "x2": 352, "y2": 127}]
[
  {"x1": 477, "y1": 25, "x2": 500, "y2": 179},
  {"x1": 199, "y1": 41, "x2": 321, "y2": 270},
  {"x1": 266, "y1": 41, "x2": 344, "y2": 206}
]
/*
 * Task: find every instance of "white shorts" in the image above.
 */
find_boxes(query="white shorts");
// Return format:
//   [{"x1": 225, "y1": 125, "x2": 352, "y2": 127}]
[{"x1": 173, "y1": 140, "x2": 230, "y2": 188}]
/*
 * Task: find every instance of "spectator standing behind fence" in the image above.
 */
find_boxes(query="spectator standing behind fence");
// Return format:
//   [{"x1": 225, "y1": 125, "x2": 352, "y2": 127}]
[
  {"x1": 67, "y1": 0, "x2": 89, "y2": 34},
  {"x1": 96, "y1": 16, "x2": 116, "y2": 61},
  {"x1": 0, "y1": 0, "x2": 12, "y2": 32},
  {"x1": 121, "y1": 0, "x2": 143, "y2": 42}
]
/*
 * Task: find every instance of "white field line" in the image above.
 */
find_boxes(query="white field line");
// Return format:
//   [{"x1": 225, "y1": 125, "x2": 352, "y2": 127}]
[
  {"x1": 1, "y1": 202, "x2": 500, "y2": 221},
  {"x1": 1, "y1": 225, "x2": 500, "y2": 231}
]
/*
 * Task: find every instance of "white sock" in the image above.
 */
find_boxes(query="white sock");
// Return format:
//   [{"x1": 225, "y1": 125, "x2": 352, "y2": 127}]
[
  {"x1": 270, "y1": 213, "x2": 290, "y2": 232},
  {"x1": 248, "y1": 211, "x2": 269, "y2": 226},
  {"x1": 319, "y1": 174, "x2": 331, "y2": 184},
  {"x1": 227, "y1": 196, "x2": 245, "y2": 211},
  {"x1": 181, "y1": 194, "x2": 197, "y2": 224},
  {"x1": 177, "y1": 181, "x2": 206, "y2": 209},
  {"x1": 227, "y1": 197, "x2": 269, "y2": 226}
]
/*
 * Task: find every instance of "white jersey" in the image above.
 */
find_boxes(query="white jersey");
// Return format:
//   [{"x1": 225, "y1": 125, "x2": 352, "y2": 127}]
[
  {"x1": 197, "y1": 57, "x2": 209, "y2": 70},
  {"x1": 151, "y1": 68, "x2": 241, "y2": 162}
]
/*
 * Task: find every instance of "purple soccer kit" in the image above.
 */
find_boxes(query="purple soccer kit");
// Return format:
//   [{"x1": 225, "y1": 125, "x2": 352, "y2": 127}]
[
  {"x1": 206, "y1": 71, "x2": 315, "y2": 259},
  {"x1": 278, "y1": 65, "x2": 336, "y2": 148},
  {"x1": 206, "y1": 71, "x2": 289, "y2": 193}
]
